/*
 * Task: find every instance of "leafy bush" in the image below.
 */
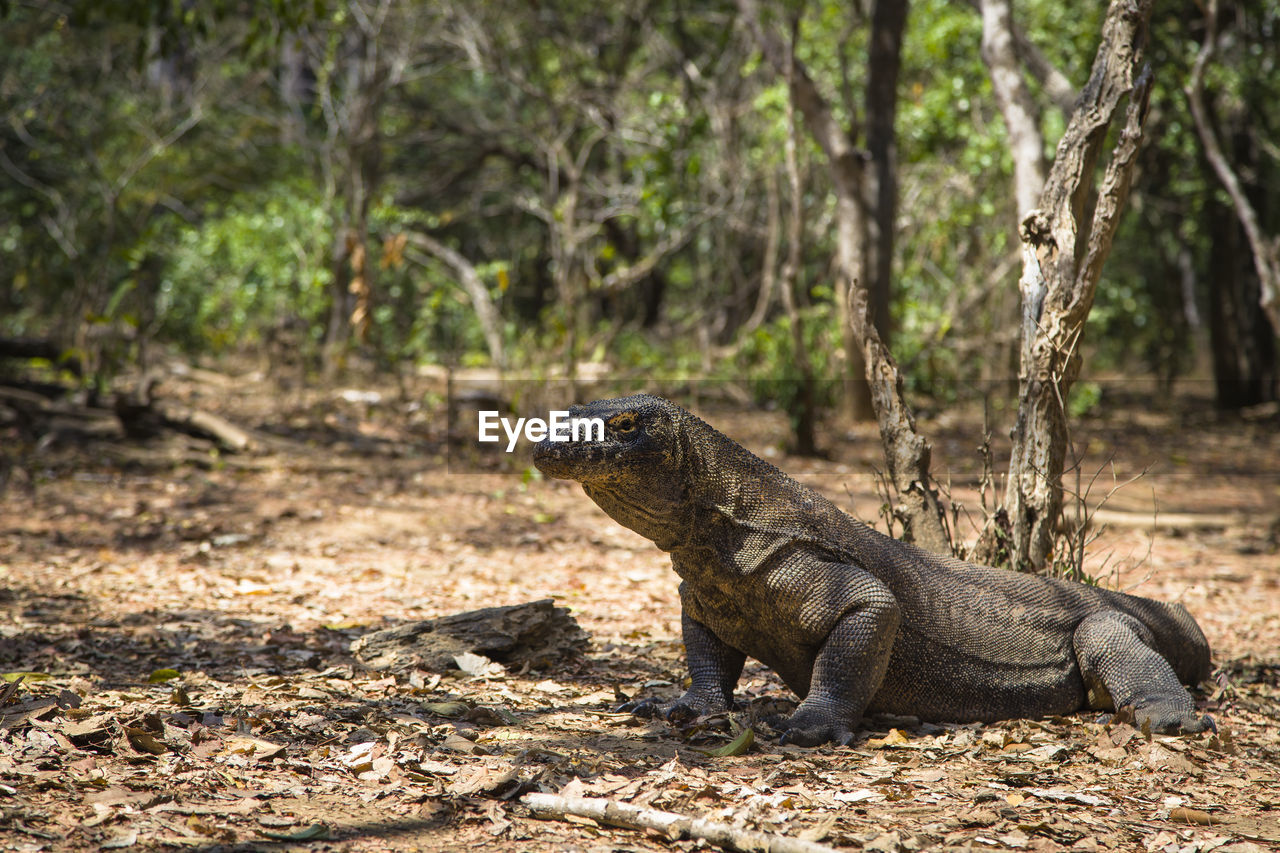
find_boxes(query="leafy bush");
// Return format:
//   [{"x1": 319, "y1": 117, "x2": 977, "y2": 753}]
[{"x1": 161, "y1": 181, "x2": 333, "y2": 354}]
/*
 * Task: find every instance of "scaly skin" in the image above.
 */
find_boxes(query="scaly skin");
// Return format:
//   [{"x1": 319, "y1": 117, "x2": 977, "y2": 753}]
[{"x1": 533, "y1": 395, "x2": 1214, "y2": 746}]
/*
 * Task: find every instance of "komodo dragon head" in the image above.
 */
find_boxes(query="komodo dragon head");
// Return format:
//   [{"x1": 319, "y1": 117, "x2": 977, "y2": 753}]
[{"x1": 532, "y1": 394, "x2": 697, "y2": 548}]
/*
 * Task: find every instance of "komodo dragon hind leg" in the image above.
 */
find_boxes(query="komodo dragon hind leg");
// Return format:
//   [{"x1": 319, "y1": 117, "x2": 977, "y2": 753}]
[{"x1": 1073, "y1": 611, "x2": 1215, "y2": 734}]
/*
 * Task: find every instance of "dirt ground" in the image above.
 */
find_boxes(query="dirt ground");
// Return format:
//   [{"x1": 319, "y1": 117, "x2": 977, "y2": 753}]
[{"x1": 1, "y1": 368, "x2": 1278, "y2": 852}]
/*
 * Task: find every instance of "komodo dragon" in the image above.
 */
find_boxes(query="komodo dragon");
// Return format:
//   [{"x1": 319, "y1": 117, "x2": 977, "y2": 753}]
[{"x1": 532, "y1": 394, "x2": 1214, "y2": 747}]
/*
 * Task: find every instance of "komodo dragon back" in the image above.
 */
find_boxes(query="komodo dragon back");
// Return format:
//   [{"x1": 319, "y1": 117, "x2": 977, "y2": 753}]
[{"x1": 533, "y1": 394, "x2": 1215, "y2": 746}]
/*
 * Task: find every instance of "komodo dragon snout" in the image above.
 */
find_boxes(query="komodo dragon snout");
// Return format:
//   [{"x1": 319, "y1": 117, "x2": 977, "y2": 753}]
[{"x1": 534, "y1": 394, "x2": 1215, "y2": 747}]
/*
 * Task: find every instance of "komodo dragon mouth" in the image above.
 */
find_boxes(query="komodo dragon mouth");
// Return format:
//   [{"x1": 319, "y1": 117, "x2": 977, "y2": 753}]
[{"x1": 531, "y1": 394, "x2": 676, "y2": 482}]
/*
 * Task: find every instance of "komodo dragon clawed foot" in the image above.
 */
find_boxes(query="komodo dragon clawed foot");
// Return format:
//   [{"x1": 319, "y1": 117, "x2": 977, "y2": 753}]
[
  {"x1": 618, "y1": 691, "x2": 731, "y2": 724},
  {"x1": 1075, "y1": 610, "x2": 1216, "y2": 735},
  {"x1": 534, "y1": 395, "x2": 1216, "y2": 748},
  {"x1": 769, "y1": 706, "x2": 857, "y2": 747}
]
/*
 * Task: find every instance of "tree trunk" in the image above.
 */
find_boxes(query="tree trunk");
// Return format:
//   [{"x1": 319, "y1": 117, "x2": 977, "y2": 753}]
[
  {"x1": 318, "y1": 19, "x2": 389, "y2": 377},
  {"x1": 1207, "y1": 197, "x2": 1279, "y2": 409},
  {"x1": 781, "y1": 51, "x2": 818, "y2": 457},
  {"x1": 833, "y1": 173, "x2": 875, "y2": 425},
  {"x1": 991, "y1": 0, "x2": 1156, "y2": 573},
  {"x1": 979, "y1": 0, "x2": 1046, "y2": 218},
  {"x1": 865, "y1": 0, "x2": 908, "y2": 356},
  {"x1": 737, "y1": 0, "x2": 949, "y2": 552}
]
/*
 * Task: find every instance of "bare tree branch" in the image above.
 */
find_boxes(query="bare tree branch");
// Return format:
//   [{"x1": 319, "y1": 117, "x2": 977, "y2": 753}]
[
  {"x1": 405, "y1": 232, "x2": 506, "y2": 368},
  {"x1": 963, "y1": 0, "x2": 1076, "y2": 114},
  {"x1": 596, "y1": 212, "x2": 712, "y2": 295},
  {"x1": 522, "y1": 793, "x2": 838, "y2": 853},
  {"x1": 736, "y1": 0, "x2": 950, "y2": 552},
  {"x1": 1185, "y1": 0, "x2": 1280, "y2": 335},
  {"x1": 982, "y1": 0, "x2": 1157, "y2": 572},
  {"x1": 741, "y1": 168, "x2": 782, "y2": 336}
]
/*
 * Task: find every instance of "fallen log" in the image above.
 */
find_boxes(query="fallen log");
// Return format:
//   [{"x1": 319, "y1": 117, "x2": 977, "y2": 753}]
[
  {"x1": 152, "y1": 403, "x2": 256, "y2": 453},
  {"x1": 521, "y1": 793, "x2": 837, "y2": 853},
  {"x1": 1086, "y1": 508, "x2": 1249, "y2": 532},
  {"x1": 351, "y1": 599, "x2": 587, "y2": 673},
  {"x1": 115, "y1": 377, "x2": 256, "y2": 453}
]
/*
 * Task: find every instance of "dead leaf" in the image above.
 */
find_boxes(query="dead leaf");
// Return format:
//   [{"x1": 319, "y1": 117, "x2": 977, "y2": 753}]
[
  {"x1": 124, "y1": 725, "x2": 169, "y2": 755},
  {"x1": 358, "y1": 755, "x2": 396, "y2": 781},
  {"x1": 798, "y1": 815, "x2": 837, "y2": 842},
  {"x1": 866, "y1": 728, "x2": 909, "y2": 748},
  {"x1": 1143, "y1": 743, "x2": 1198, "y2": 774},
  {"x1": 466, "y1": 705, "x2": 518, "y2": 726},
  {"x1": 2, "y1": 672, "x2": 52, "y2": 683},
  {"x1": 1026, "y1": 788, "x2": 1110, "y2": 807},
  {"x1": 440, "y1": 732, "x2": 488, "y2": 754},
  {"x1": 1169, "y1": 807, "x2": 1219, "y2": 825},
  {"x1": 454, "y1": 652, "x2": 502, "y2": 676},
  {"x1": 102, "y1": 830, "x2": 138, "y2": 849},
  {"x1": 0, "y1": 697, "x2": 58, "y2": 729},
  {"x1": 445, "y1": 762, "x2": 518, "y2": 796},
  {"x1": 533, "y1": 679, "x2": 566, "y2": 694},
  {"x1": 259, "y1": 823, "x2": 330, "y2": 841},
  {"x1": 222, "y1": 736, "x2": 286, "y2": 761},
  {"x1": 423, "y1": 701, "x2": 470, "y2": 718},
  {"x1": 864, "y1": 830, "x2": 901, "y2": 853},
  {"x1": 696, "y1": 727, "x2": 754, "y2": 757},
  {"x1": 0, "y1": 675, "x2": 23, "y2": 706}
]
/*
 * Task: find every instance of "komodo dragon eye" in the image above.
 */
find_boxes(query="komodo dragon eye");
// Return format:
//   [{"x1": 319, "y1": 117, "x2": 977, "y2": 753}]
[{"x1": 609, "y1": 413, "x2": 639, "y2": 434}]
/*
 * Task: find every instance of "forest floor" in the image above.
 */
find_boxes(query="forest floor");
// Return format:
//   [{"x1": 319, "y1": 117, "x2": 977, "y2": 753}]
[{"x1": 1, "y1": 366, "x2": 1278, "y2": 853}]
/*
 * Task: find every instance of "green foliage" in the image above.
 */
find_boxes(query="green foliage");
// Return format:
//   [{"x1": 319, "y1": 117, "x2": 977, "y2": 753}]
[
  {"x1": 1067, "y1": 381, "x2": 1103, "y2": 419},
  {"x1": 161, "y1": 183, "x2": 333, "y2": 353},
  {"x1": 734, "y1": 301, "x2": 840, "y2": 417},
  {"x1": 1, "y1": 0, "x2": 1272, "y2": 408}
]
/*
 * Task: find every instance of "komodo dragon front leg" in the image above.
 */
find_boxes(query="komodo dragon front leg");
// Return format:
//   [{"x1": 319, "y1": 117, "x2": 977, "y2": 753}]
[
  {"x1": 776, "y1": 597, "x2": 901, "y2": 746},
  {"x1": 1074, "y1": 611, "x2": 1215, "y2": 734},
  {"x1": 624, "y1": 612, "x2": 747, "y2": 721},
  {"x1": 630, "y1": 563, "x2": 902, "y2": 747}
]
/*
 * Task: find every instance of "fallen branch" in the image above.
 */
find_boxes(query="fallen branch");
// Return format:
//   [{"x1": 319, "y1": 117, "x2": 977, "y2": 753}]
[
  {"x1": 1086, "y1": 508, "x2": 1249, "y2": 532},
  {"x1": 153, "y1": 404, "x2": 256, "y2": 453},
  {"x1": 521, "y1": 793, "x2": 837, "y2": 853},
  {"x1": 352, "y1": 600, "x2": 587, "y2": 673},
  {"x1": 115, "y1": 377, "x2": 257, "y2": 453}
]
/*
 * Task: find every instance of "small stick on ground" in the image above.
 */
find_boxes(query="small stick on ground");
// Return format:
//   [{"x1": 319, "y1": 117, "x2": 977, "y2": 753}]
[{"x1": 521, "y1": 793, "x2": 837, "y2": 853}]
